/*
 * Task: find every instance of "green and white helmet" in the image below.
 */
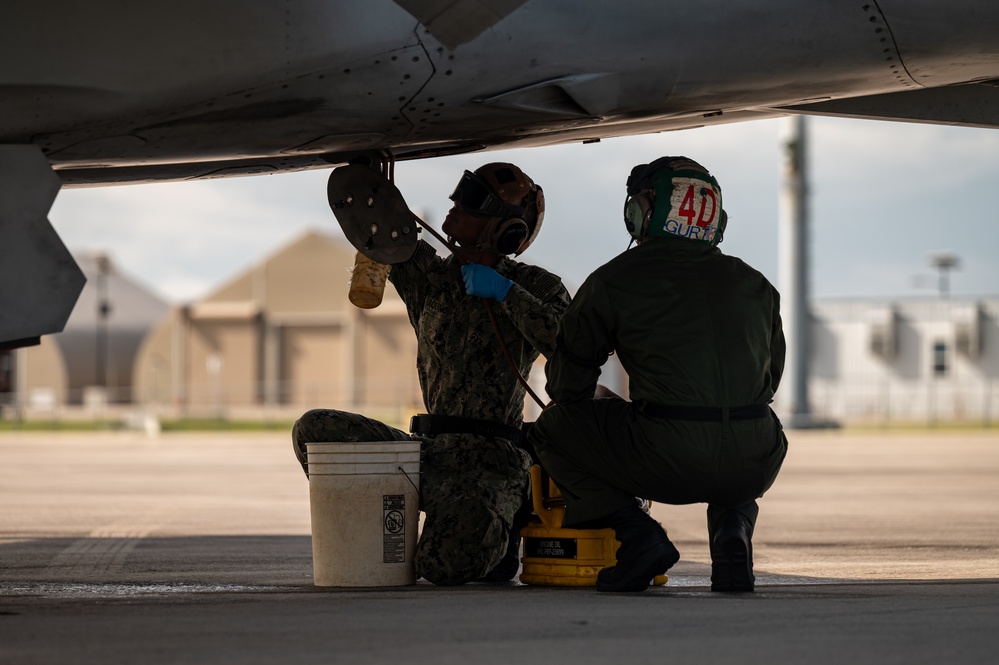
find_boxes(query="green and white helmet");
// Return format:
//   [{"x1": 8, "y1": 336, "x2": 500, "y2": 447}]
[{"x1": 623, "y1": 156, "x2": 726, "y2": 246}]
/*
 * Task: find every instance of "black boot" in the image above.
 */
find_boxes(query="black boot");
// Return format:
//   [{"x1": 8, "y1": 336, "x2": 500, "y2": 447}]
[
  {"x1": 479, "y1": 527, "x2": 522, "y2": 583},
  {"x1": 595, "y1": 504, "x2": 679, "y2": 592},
  {"x1": 479, "y1": 496, "x2": 533, "y2": 584},
  {"x1": 710, "y1": 510, "x2": 755, "y2": 592}
]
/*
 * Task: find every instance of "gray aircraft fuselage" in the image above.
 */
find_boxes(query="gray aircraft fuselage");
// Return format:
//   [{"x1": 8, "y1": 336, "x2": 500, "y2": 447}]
[
  {"x1": 3, "y1": 0, "x2": 999, "y2": 186},
  {"x1": 2, "y1": 0, "x2": 999, "y2": 345}
]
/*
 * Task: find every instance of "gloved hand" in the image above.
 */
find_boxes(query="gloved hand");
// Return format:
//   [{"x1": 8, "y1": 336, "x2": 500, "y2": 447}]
[{"x1": 461, "y1": 263, "x2": 514, "y2": 302}]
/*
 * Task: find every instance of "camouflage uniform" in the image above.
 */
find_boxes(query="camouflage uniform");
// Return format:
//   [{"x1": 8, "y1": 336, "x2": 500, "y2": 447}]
[{"x1": 294, "y1": 239, "x2": 569, "y2": 585}]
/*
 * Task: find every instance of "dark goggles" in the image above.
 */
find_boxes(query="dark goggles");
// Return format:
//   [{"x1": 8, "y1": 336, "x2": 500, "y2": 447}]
[{"x1": 449, "y1": 170, "x2": 525, "y2": 218}]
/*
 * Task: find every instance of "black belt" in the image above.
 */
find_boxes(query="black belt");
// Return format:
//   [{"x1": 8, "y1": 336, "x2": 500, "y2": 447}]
[
  {"x1": 640, "y1": 401, "x2": 771, "y2": 422},
  {"x1": 409, "y1": 414, "x2": 523, "y2": 444}
]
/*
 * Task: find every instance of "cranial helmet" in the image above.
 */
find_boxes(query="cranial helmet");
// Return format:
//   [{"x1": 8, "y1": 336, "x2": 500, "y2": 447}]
[
  {"x1": 449, "y1": 162, "x2": 545, "y2": 255},
  {"x1": 623, "y1": 156, "x2": 726, "y2": 246}
]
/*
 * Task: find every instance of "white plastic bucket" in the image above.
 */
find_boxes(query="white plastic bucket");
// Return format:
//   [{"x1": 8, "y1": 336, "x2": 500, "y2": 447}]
[{"x1": 307, "y1": 441, "x2": 421, "y2": 587}]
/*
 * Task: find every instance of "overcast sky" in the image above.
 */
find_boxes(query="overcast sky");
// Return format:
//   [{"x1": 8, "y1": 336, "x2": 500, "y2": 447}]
[{"x1": 48, "y1": 115, "x2": 999, "y2": 305}]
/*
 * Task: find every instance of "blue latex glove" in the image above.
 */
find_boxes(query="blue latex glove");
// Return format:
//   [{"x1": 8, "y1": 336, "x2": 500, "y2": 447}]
[{"x1": 461, "y1": 263, "x2": 514, "y2": 302}]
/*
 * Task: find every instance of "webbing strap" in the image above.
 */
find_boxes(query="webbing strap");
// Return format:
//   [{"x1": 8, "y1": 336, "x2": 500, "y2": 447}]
[
  {"x1": 640, "y1": 402, "x2": 770, "y2": 422},
  {"x1": 410, "y1": 413, "x2": 523, "y2": 444}
]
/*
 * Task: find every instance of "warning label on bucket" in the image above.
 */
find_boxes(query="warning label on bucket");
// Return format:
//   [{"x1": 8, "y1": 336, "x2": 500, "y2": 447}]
[
  {"x1": 524, "y1": 536, "x2": 578, "y2": 559},
  {"x1": 383, "y1": 494, "x2": 406, "y2": 563}
]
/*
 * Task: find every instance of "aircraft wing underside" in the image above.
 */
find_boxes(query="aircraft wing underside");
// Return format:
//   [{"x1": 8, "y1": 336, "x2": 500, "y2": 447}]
[
  {"x1": 779, "y1": 82, "x2": 999, "y2": 129},
  {"x1": 3, "y1": 0, "x2": 999, "y2": 346},
  {"x1": 1, "y1": 0, "x2": 998, "y2": 187}
]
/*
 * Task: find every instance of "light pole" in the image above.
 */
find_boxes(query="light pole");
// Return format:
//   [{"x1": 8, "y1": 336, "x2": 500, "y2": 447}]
[
  {"x1": 778, "y1": 115, "x2": 811, "y2": 427},
  {"x1": 95, "y1": 254, "x2": 112, "y2": 392}
]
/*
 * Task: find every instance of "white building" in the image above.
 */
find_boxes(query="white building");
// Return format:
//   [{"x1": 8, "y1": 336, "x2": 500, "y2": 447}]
[{"x1": 796, "y1": 298, "x2": 999, "y2": 426}]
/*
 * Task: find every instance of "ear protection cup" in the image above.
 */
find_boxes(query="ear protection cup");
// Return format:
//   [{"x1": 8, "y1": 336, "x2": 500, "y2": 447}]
[
  {"x1": 497, "y1": 219, "x2": 529, "y2": 255},
  {"x1": 480, "y1": 216, "x2": 530, "y2": 255},
  {"x1": 712, "y1": 210, "x2": 728, "y2": 246},
  {"x1": 623, "y1": 193, "x2": 653, "y2": 239}
]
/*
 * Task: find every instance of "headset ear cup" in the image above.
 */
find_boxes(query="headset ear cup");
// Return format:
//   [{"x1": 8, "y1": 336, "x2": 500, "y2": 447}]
[
  {"x1": 496, "y1": 218, "x2": 529, "y2": 255},
  {"x1": 713, "y1": 210, "x2": 728, "y2": 246},
  {"x1": 623, "y1": 194, "x2": 652, "y2": 239}
]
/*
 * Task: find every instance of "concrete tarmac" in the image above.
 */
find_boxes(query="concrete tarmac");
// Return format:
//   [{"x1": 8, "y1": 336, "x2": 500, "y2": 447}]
[{"x1": 2, "y1": 429, "x2": 998, "y2": 664}]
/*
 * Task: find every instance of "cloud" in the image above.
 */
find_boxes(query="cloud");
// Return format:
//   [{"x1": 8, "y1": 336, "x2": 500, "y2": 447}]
[{"x1": 50, "y1": 172, "x2": 331, "y2": 301}]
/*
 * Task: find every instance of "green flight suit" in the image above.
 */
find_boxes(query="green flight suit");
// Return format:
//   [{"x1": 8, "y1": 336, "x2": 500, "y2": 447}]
[
  {"x1": 529, "y1": 234, "x2": 787, "y2": 537},
  {"x1": 294, "y1": 239, "x2": 569, "y2": 585}
]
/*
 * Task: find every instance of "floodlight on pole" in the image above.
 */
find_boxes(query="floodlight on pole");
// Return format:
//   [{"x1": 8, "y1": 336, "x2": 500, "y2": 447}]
[{"x1": 930, "y1": 254, "x2": 959, "y2": 299}]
